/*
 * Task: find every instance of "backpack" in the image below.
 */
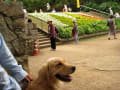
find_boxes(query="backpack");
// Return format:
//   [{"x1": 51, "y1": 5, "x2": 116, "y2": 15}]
[
  {"x1": 55, "y1": 27, "x2": 59, "y2": 34},
  {"x1": 72, "y1": 29, "x2": 75, "y2": 37}
]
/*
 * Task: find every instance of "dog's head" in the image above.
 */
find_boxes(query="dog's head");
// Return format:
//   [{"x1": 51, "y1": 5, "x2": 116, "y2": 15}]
[{"x1": 47, "y1": 57, "x2": 76, "y2": 82}]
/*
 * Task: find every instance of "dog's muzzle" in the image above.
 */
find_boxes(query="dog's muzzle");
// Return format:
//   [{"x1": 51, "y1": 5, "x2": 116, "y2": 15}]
[{"x1": 55, "y1": 66, "x2": 76, "y2": 82}]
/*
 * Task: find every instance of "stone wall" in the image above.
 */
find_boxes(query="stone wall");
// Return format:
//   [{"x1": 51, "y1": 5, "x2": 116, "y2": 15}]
[{"x1": 0, "y1": 1, "x2": 38, "y2": 72}]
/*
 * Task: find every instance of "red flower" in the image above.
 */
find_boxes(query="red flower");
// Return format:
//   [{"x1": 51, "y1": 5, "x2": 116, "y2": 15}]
[{"x1": 79, "y1": 14, "x2": 104, "y2": 20}]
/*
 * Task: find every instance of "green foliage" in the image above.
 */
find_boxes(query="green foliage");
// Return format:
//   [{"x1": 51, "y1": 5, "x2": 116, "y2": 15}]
[
  {"x1": 115, "y1": 19, "x2": 120, "y2": 30},
  {"x1": 57, "y1": 27, "x2": 72, "y2": 38},
  {"x1": 78, "y1": 26, "x2": 85, "y2": 35},
  {"x1": 18, "y1": 0, "x2": 50, "y2": 12},
  {"x1": 49, "y1": 14, "x2": 73, "y2": 26},
  {"x1": 83, "y1": 1, "x2": 120, "y2": 14},
  {"x1": 17, "y1": 0, "x2": 120, "y2": 12},
  {"x1": 31, "y1": 12, "x2": 120, "y2": 38},
  {"x1": 48, "y1": 13, "x2": 112, "y2": 38},
  {"x1": 18, "y1": 0, "x2": 77, "y2": 12}
]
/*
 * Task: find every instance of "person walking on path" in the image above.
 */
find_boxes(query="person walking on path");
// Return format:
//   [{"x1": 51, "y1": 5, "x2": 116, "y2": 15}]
[
  {"x1": 107, "y1": 15, "x2": 117, "y2": 40},
  {"x1": 47, "y1": 21, "x2": 57, "y2": 51},
  {"x1": 0, "y1": 33, "x2": 33, "y2": 90},
  {"x1": 72, "y1": 20, "x2": 79, "y2": 44}
]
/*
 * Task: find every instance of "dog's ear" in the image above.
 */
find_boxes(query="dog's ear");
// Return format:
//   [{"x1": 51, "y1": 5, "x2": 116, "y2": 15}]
[
  {"x1": 38, "y1": 63, "x2": 50, "y2": 81},
  {"x1": 46, "y1": 63, "x2": 50, "y2": 81}
]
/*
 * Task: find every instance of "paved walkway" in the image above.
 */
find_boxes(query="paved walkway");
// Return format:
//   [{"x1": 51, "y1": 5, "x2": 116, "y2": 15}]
[{"x1": 29, "y1": 34, "x2": 120, "y2": 90}]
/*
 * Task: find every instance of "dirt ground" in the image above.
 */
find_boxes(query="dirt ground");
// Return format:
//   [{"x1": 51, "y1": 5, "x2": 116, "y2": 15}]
[{"x1": 29, "y1": 34, "x2": 120, "y2": 90}]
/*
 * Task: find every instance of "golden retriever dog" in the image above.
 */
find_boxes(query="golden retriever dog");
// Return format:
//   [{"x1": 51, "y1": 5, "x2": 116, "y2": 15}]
[{"x1": 27, "y1": 57, "x2": 76, "y2": 90}]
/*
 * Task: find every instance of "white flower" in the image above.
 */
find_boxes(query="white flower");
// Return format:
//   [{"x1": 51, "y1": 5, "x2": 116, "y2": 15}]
[{"x1": 29, "y1": 13, "x2": 68, "y2": 27}]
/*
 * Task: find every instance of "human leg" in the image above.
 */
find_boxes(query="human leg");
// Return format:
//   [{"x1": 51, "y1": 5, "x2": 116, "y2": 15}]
[
  {"x1": 113, "y1": 31, "x2": 117, "y2": 39},
  {"x1": 108, "y1": 31, "x2": 111, "y2": 40},
  {"x1": 75, "y1": 34, "x2": 79, "y2": 44},
  {"x1": 50, "y1": 37, "x2": 56, "y2": 50},
  {"x1": 52, "y1": 38, "x2": 56, "y2": 50},
  {"x1": 50, "y1": 37, "x2": 53, "y2": 49}
]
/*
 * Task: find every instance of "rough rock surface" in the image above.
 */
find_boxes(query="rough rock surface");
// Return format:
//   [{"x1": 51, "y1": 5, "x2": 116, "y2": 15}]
[{"x1": 0, "y1": 1, "x2": 38, "y2": 72}]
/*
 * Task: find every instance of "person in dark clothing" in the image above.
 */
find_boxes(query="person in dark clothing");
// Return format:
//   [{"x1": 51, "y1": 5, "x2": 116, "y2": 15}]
[{"x1": 47, "y1": 21, "x2": 57, "y2": 51}]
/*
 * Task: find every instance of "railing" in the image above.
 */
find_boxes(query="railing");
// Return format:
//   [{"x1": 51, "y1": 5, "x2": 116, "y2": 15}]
[
  {"x1": 29, "y1": 15, "x2": 48, "y2": 33},
  {"x1": 80, "y1": 5, "x2": 110, "y2": 15}
]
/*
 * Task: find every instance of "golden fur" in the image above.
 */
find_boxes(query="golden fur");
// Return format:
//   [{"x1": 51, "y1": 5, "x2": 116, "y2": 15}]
[{"x1": 27, "y1": 57, "x2": 75, "y2": 90}]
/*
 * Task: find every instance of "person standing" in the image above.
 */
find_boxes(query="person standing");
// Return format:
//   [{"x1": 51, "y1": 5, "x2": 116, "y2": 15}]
[
  {"x1": 72, "y1": 20, "x2": 79, "y2": 44},
  {"x1": 47, "y1": 21, "x2": 57, "y2": 51},
  {"x1": 46, "y1": 3, "x2": 51, "y2": 11},
  {"x1": 23, "y1": 9, "x2": 28, "y2": 24},
  {"x1": 0, "y1": 33, "x2": 33, "y2": 90},
  {"x1": 115, "y1": 12, "x2": 120, "y2": 19},
  {"x1": 107, "y1": 15, "x2": 117, "y2": 40},
  {"x1": 27, "y1": 19, "x2": 33, "y2": 36},
  {"x1": 109, "y1": 7, "x2": 114, "y2": 16}
]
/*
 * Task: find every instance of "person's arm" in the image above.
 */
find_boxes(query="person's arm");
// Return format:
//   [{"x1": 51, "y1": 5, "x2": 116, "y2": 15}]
[
  {"x1": 48, "y1": 25, "x2": 51, "y2": 37},
  {"x1": 48, "y1": 25, "x2": 50, "y2": 33},
  {"x1": 0, "y1": 33, "x2": 27, "y2": 82}
]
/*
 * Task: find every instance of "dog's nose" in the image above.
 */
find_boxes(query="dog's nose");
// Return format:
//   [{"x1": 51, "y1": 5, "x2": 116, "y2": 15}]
[{"x1": 72, "y1": 66, "x2": 76, "y2": 72}]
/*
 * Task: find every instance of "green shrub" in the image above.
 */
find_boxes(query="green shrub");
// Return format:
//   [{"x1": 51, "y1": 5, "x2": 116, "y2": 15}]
[
  {"x1": 83, "y1": 1, "x2": 120, "y2": 14},
  {"x1": 49, "y1": 14, "x2": 73, "y2": 27},
  {"x1": 32, "y1": 13, "x2": 120, "y2": 38},
  {"x1": 78, "y1": 26, "x2": 85, "y2": 35},
  {"x1": 50, "y1": 13, "x2": 111, "y2": 38},
  {"x1": 83, "y1": 25, "x2": 95, "y2": 34},
  {"x1": 58, "y1": 27, "x2": 72, "y2": 38},
  {"x1": 115, "y1": 19, "x2": 120, "y2": 30}
]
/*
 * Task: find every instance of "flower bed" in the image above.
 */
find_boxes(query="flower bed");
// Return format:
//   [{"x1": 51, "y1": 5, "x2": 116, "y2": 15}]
[
  {"x1": 49, "y1": 13, "x2": 109, "y2": 38},
  {"x1": 29, "y1": 13, "x2": 68, "y2": 28},
  {"x1": 79, "y1": 14, "x2": 104, "y2": 20},
  {"x1": 29, "y1": 13, "x2": 120, "y2": 38}
]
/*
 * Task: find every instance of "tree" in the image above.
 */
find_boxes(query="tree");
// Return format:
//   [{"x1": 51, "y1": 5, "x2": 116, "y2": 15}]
[{"x1": 17, "y1": 0, "x2": 120, "y2": 12}]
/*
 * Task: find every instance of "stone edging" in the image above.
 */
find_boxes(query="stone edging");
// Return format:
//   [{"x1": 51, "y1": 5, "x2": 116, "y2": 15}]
[
  {"x1": 38, "y1": 28, "x2": 120, "y2": 43},
  {"x1": 57, "y1": 30, "x2": 120, "y2": 43}
]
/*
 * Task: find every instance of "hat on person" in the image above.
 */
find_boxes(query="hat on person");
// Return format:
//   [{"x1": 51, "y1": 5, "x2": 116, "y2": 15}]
[
  {"x1": 47, "y1": 20, "x2": 52, "y2": 24},
  {"x1": 72, "y1": 18, "x2": 76, "y2": 23},
  {"x1": 73, "y1": 20, "x2": 76, "y2": 23}
]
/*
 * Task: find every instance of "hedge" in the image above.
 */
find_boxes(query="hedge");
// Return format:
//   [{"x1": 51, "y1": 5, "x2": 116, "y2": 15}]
[{"x1": 82, "y1": 1, "x2": 120, "y2": 14}]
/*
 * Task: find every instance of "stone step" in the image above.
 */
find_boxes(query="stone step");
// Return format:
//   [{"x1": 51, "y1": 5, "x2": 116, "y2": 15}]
[
  {"x1": 38, "y1": 43, "x2": 51, "y2": 49},
  {"x1": 30, "y1": 30, "x2": 39, "y2": 34},
  {"x1": 37, "y1": 34, "x2": 48, "y2": 37},
  {"x1": 38, "y1": 41, "x2": 50, "y2": 45},
  {"x1": 38, "y1": 42, "x2": 60, "y2": 49},
  {"x1": 37, "y1": 35, "x2": 48, "y2": 38},
  {"x1": 37, "y1": 38, "x2": 50, "y2": 41},
  {"x1": 37, "y1": 33, "x2": 46, "y2": 35}
]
